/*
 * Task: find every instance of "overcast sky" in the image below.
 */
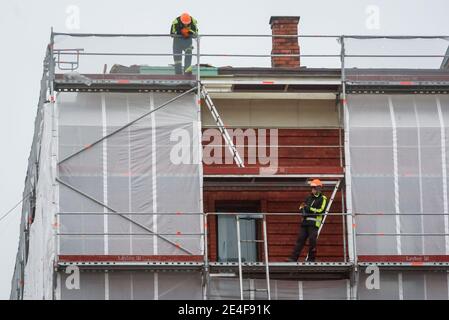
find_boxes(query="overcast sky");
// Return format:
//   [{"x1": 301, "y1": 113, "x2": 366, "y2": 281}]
[{"x1": 1, "y1": 0, "x2": 449, "y2": 300}]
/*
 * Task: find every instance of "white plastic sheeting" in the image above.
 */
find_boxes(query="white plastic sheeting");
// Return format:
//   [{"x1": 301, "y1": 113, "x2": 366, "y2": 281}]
[
  {"x1": 358, "y1": 270, "x2": 449, "y2": 300},
  {"x1": 208, "y1": 278, "x2": 349, "y2": 300},
  {"x1": 57, "y1": 91, "x2": 203, "y2": 256},
  {"x1": 347, "y1": 94, "x2": 449, "y2": 255},
  {"x1": 21, "y1": 101, "x2": 58, "y2": 299},
  {"x1": 10, "y1": 71, "x2": 55, "y2": 300},
  {"x1": 56, "y1": 270, "x2": 449, "y2": 300},
  {"x1": 208, "y1": 272, "x2": 449, "y2": 300},
  {"x1": 59, "y1": 271, "x2": 203, "y2": 300}
]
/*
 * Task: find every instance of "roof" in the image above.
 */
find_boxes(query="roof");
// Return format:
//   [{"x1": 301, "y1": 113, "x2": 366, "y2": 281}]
[
  {"x1": 53, "y1": 68, "x2": 449, "y2": 94},
  {"x1": 217, "y1": 67, "x2": 449, "y2": 80}
]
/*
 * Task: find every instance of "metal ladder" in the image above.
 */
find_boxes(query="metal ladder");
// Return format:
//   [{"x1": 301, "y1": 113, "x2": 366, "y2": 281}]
[
  {"x1": 317, "y1": 179, "x2": 342, "y2": 237},
  {"x1": 236, "y1": 215, "x2": 271, "y2": 300},
  {"x1": 200, "y1": 85, "x2": 245, "y2": 168}
]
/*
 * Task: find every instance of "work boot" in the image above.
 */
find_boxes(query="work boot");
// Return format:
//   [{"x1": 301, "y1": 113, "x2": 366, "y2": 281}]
[
  {"x1": 307, "y1": 249, "x2": 317, "y2": 262},
  {"x1": 184, "y1": 65, "x2": 193, "y2": 75},
  {"x1": 174, "y1": 63, "x2": 183, "y2": 75}
]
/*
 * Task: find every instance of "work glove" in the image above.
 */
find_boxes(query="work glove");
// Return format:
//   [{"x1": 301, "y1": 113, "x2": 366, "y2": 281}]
[
  {"x1": 300, "y1": 203, "x2": 310, "y2": 217},
  {"x1": 181, "y1": 28, "x2": 190, "y2": 38}
]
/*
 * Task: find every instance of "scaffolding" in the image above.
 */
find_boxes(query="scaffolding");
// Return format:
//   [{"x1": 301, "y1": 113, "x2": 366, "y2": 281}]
[{"x1": 10, "y1": 31, "x2": 449, "y2": 300}]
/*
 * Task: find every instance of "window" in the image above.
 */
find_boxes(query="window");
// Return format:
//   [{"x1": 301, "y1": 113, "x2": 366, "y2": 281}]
[{"x1": 215, "y1": 201, "x2": 260, "y2": 263}]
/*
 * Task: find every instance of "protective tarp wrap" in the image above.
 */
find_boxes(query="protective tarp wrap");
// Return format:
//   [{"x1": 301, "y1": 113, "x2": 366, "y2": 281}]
[
  {"x1": 347, "y1": 94, "x2": 449, "y2": 255},
  {"x1": 57, "y1": 91, "x2": 203, "y2": 256},
  {"x1": 59, "y1": 271, "x2": 203, "y2": 300},
  {"x1": 21, "y1": 101, "x2": 58, "y2": 300},
  {"x1": 208, "y1": 278, "x2": 349, "y2": 300},
  {"x1": 358, "y1": 270, "x2": 449, "y2": 300},
  {"x1": 10, "y1": 68, "x2": 57, "y2": 299}
]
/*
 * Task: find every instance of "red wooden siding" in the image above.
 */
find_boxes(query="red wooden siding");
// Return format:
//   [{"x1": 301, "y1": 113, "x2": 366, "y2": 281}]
[{"x1": 202, "y1": 128, "x2": 343, "y2": 172}]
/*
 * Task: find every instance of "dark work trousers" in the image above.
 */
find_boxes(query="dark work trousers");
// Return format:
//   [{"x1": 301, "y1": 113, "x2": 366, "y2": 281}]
[
  {"x1": 290, "y1": 225, "x2": 319, "y2": 262},
  {"x1": 173, "y1": 37, "x2": 193, "y2": 74}
]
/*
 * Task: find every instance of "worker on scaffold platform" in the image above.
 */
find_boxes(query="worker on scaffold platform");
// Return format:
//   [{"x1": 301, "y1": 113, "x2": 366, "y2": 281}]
[
  {"x1": 288, "y1": 179, "x2": 327, "y2": 262},
  {"x1": 170, "y1": 12, "x2": 198, "y2": 75}
]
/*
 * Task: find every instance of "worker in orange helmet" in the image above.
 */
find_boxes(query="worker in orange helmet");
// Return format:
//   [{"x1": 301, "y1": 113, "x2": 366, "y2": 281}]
[
  {"x1": 170, "y1": 12, "x2": 198, "y2": 75},
  {"x1": 288, "y1": 178, "x2": 328, "y2": 262}
]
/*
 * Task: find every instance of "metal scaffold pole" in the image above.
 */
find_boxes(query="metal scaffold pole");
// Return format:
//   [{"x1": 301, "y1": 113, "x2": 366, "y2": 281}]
[
  {"x1": 262, "y1": 215, "x2": 271, "y2": 300},
  {"x1": 340, "y1": 35, "x2": 359, "y2": 300},
  {"x1": 196, "y1": 35, "x2": 209, "y2": 301},
  {"x1": 49, "y1": 27, "x2": 60, "y2": 301},
  {"x1": 236, "y1": 216, "x2": 244, "y2": 300}
]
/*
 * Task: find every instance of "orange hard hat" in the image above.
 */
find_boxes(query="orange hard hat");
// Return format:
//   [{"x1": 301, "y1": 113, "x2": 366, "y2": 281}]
[
  {"x1": 309, "y1": 179, "x2": 323, "y2": 187},
  {"x1": 180, "y1": 12, "x2": 192, "y2": 25}
]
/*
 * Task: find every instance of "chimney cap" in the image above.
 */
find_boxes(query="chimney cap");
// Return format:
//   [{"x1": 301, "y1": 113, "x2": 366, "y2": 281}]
[{"x1": 269, "y1": 16, "x2": 300, "y2": 25}]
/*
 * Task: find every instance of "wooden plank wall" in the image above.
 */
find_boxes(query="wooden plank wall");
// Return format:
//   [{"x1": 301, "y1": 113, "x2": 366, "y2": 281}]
[{"x1": 202, "y1": 128, "x2": 342, "y2": 171}]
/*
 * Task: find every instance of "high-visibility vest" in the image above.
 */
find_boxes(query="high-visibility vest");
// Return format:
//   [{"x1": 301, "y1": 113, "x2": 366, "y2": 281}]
[{"x1": 304, "y1": 193, "x2": 327, "y2": 228}]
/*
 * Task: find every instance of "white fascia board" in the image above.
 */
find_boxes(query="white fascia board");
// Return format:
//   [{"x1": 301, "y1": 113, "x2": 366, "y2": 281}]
[
  {"x1": 208, "y1": 92, "x2": 337, "y2": 100},
  {"x1": 201, "y1": 76, "x2": 341, "y2": 86}
]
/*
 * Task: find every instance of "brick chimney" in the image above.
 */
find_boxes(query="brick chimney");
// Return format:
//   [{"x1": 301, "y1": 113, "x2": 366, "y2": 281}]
[{"x1": 269, "y1": 16, "x2": 300, "y2": 68}]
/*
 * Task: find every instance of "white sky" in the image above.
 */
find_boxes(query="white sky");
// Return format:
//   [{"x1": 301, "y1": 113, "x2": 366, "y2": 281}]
[{"x1": 0, "y1": 0, "x2": 449, "y2": 300}]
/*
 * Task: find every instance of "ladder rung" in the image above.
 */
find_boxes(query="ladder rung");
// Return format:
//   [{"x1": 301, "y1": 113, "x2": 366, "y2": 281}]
[{"x1": 240, "y1": 240, "x2": 264, "y2": 243}]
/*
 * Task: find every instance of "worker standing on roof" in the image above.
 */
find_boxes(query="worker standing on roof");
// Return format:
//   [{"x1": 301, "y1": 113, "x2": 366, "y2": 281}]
[
  {"x1": 288, "y1": 179, "x2": 327, "y2": 262},
  {"x1": 170, "y1": 13, "x2": 198, "y2": 75}
]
